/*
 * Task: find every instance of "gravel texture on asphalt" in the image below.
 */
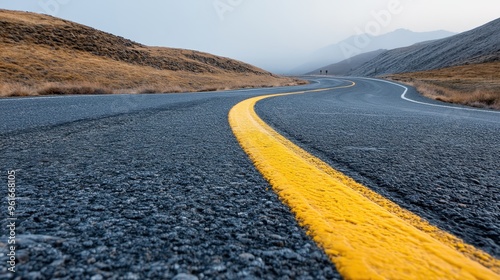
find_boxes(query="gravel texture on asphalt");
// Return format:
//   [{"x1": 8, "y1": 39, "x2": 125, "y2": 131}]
[
  {"x1": 256, "y1": 78, "x2": 500, "y2": 258},
  {"x1": 0, "y1": 94, "x2": 339, "y2": 279}
]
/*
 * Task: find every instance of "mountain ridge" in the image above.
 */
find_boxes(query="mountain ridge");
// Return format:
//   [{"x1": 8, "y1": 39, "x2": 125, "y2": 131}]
[
  {"x1": 290, "y1": 29, "x2": 455, "y2": 74},
  {"x1": 349, "y1": 17, "x2": 500, "y2": 76}
]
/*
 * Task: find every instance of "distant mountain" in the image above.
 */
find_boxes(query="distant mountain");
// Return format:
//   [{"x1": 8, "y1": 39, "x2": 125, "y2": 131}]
[
  {"x1": 307, "y1": 49, "x2": 386, "y2": 76},
  {"x1": 290, "y1": 29, "x2": 455, "y2": 74},
  {"x1": 349, "y1": 18, "x2": 500, "y2": 76}
]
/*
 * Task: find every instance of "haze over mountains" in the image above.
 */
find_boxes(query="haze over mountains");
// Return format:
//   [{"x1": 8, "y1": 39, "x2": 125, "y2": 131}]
[
  {"x1": 349, "y1": 17, "x2": 500, "y2": 76},
  {"x1": 290, "y1": 29, "x2": 455, "y2": 75},
  {"x1": 307, "y1": 49, "x2": 386, "y2": 76}
]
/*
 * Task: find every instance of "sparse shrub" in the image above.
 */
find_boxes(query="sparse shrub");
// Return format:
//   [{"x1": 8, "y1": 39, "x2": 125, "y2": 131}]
[
  {"x1": 10, "y1": 89, "x2": 32, "y2": 97},
  {"x1": 161, "y1": 86, "x2": 184, "y2": 93},
  {"x1": 0, "y1": 83, "x2": 34, "y2": 97},
  {"x1": 139, "y1": 88, "x2": 158, "y2": 94},
  {"x1": 38, "y1": 83, "x2": 113, "y2": 96}
]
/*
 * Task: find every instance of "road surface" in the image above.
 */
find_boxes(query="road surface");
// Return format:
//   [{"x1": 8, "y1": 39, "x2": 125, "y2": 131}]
[{"x1": 0, "y1": 77, "x2": 498, "y2": 279}]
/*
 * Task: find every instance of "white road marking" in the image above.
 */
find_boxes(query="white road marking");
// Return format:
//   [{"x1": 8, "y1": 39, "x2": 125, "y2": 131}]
[{"x1": 361, "y1": 77, "x2": 500, "y2": 114}]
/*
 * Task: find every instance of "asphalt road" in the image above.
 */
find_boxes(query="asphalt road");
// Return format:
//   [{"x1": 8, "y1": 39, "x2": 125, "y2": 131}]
[
  {"x1": 0, "y1": 77, "x2": 498, "y2": 279},
  {"x1": 256, "y1": 77, "x2": 500, "y2": 258},
  {"x1": 0, "y1": 81, "x2": 341, "y2": 280}
]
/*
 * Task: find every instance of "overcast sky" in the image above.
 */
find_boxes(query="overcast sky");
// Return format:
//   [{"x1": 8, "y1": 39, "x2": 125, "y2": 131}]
[{"x1": 1, "y1": 1, "x2": 499, "y2": 72}]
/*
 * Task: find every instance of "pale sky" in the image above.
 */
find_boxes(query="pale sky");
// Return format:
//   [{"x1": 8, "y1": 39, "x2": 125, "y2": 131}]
[{"x1": 1, "y1": 1, "x2": 499, "y2": 73}]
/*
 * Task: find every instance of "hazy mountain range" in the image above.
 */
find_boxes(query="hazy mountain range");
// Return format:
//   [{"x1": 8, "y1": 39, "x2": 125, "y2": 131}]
[
  {"x1": 307, "y1": 49, "x2": 386, "y2": 75},
  {"x1": 289, "y1": 29, "x2": 456, "y2": 74},
  {"x1": 349, "y1": 17, "x2": 500, "y2": 76}
]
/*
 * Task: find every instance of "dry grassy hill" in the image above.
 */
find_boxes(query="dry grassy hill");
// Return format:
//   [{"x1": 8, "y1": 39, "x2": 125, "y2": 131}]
[
  {"x1": 0, "y1": 9, "x2": 302, "y2": 97},
  {"x1": 385, "y1": 62, "x2": 500, "y2": 109}
]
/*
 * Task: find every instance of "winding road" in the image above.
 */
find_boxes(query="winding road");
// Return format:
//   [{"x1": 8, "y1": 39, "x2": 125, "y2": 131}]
[{"x1": 1, "y1": 77, "x2": 498, "y2": 279}]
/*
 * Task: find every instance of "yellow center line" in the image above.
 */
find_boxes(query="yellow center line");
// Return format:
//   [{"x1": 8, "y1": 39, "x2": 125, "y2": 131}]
[{"x1": 228, "y1": 81, "x2": 499, "y2": 279}]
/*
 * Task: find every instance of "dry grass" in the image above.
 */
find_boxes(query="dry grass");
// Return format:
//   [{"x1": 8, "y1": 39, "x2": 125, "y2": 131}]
[
  {"x1": 384, "y1": 62, "x2": 500, "y2": 110},
  {"x1": 0, "y1": 9, "x2": 304, "y2": 97}
]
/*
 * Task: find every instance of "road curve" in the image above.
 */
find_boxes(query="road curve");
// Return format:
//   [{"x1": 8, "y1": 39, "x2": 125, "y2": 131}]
[
  {"x1": 232, "y1": 78, "x2": 499, "y2": 278},
  {"x1": 0, "y1": 77, "x2": 498, "y2": 279},
  {"x1": 256, "y1": 77, "x2": 500, "y2": 259}
]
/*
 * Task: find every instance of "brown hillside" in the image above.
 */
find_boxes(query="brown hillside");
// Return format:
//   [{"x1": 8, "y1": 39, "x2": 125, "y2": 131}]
[
  {"x1": 0, "y1": 9, "x2": 302, "y2": 96},
  {"x1": 385, "y1": 62, "x2": 500, "y2": 110}
]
